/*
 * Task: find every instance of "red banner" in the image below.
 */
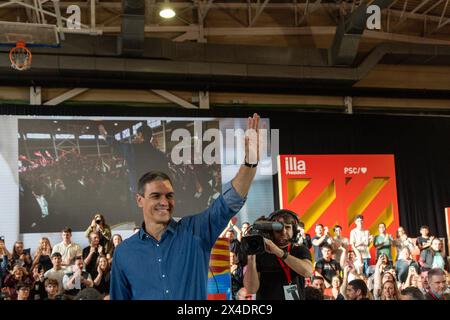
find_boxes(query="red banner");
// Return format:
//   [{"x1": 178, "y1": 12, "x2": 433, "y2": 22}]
[{"x1": 278, "y1": 155, "x2": 400, "y2": 262}]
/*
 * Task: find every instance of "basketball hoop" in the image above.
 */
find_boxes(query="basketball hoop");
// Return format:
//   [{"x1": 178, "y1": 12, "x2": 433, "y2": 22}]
[{"x1": 9, "y1": 41, "x2": 32, "y2": 71}]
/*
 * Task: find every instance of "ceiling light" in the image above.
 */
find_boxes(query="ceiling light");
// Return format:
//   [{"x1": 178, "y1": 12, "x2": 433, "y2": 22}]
[{"x1": 159, "y1": 1, "x2": 176, "y2": 19}]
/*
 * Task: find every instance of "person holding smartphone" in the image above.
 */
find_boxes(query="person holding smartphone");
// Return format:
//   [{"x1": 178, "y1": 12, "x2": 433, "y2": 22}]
[{"x1": 84, "y1": 213, "x2": 112, "y2": 253}]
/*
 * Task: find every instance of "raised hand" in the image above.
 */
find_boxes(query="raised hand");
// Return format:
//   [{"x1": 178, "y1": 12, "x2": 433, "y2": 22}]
[{"x1": 244, "y1": 113, "x2": 260, "y2": 165}]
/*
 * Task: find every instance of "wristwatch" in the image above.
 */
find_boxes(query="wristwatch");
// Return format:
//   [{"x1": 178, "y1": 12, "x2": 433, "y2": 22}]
[
  {"x1": 244, "y1": 161, "x2": 258, "y2": 168},
  {"x1": 280, "y1": 251, "x2": 289, "y2": 260}
]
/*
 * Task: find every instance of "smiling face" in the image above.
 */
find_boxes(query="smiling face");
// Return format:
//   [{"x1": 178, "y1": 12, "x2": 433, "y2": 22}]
[
  {"x1": 136, "y1": 180, "x2": 174, "y2": 225},
  {"x1": 382, "y1": 281, "x2": 396, "y2": 299}
]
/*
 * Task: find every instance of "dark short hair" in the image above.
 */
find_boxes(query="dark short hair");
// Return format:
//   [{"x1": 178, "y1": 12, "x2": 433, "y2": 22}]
[
  {"x1": 355, "y1": 214, "x2": 364, "y2": 221},
  {"x1": 51, "y1": 252, "x2": 62, "y2": 259},
  {"x1": 428, "y1": 268, "x2": 446, "y2": 282},
  {"x1": 62, "y1": 227, "x2": 72, "y2": 234},
  {"x1": 73, "y1": 288, "x2": 103, "y2": 300},
  {"x1": 348, "y1": 279, "x2": 368, "y2": 297},
  {"x1": 333, "y1": 225, "x2": 342, "y2": 231},
  {"x1": 136, "y1": 124, "x2": 153, "y2": 142},
  {"x1": 137, "y1": 171, "x2": 172, "y2": 195},
  {"x1": 305, "y1": 286, "x2": 324, "y2": 300},
  {"x1": 315, "y1": 224, "x2": 323, "y2": 228},
  {"x1": 420, "y1": 225, "x2": 429, "y2": 230},
  {"x1": 16, "y1": 281, "x2": 30, "y2": 291},
  {"x1": 299, "y1": 221, "x2": 305, "y2": 228},
  {"x1": 379, "y1": 222, "x2": 386, "y2": 227},
  {"x1": 312, "y1": 275, "x2": 325, "y2": 283},
  {"x1": 321, "y1": 243, "x2": 332, "y2": 251},
  {"x1": 400, "y1": 287, "x2": 424, "y2": 300}
]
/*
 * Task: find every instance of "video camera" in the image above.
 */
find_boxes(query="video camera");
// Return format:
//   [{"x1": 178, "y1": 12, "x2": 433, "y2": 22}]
[{"x1": 240, "y1": 218, "x2": 284, "y2": 255}]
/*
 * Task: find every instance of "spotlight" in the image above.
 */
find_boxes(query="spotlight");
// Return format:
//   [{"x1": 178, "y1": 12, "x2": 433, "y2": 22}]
[{"x1": 159, "y1": 0, "x2": 176, "y2": 19}]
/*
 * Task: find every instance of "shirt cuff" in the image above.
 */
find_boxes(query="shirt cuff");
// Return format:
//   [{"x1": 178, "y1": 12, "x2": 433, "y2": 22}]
[{"x1": 222, "y1": 181, "x2": 247, "y2": 213}]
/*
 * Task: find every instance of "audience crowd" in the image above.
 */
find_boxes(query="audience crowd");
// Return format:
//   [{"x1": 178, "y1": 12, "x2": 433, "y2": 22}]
[{"x1": 1, "y1": 210, "x2": 449, "y2": 300}]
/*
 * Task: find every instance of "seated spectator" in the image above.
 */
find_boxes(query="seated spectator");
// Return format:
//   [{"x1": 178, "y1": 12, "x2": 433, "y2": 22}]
[
  {"x1": 93, "y1": 256, "x2": 110, "y2": 296},
  {"x1": 339, "y1": 247, "x2": 363, "y2": 281},
  {"x1": 394, "y1": 227, "x2": 415, "y2": 260},
  {"x1": 106, "y1": 234, "x2": 123, "y2": 264},
  {"x1": 373, "y1": 254, "x2": 398, "y2": 300},
  {"x1": 44, "y1": 252, "x2": 65, "y2": 294},
  {"x1": 31, "y1": 237, "x2": 53, "y2": 273},
  {"x1": 373, "y1": 222, "x2": 394, "y2": 262},
  {"x1": 331, "y1": 225, "x2": 348, "y2": 262},
  {"x1": 43, "y1": 278, "x2": 63, "y2": 300},
  {"x1": 11, "y1": 241, "x2": 32, "y2": 271},
  {"x1": 416, "y1": 225, "x2": 433, "y2": 252},
  {"x1": 419, "y1": 238, "x2": 447, "y2": 271},
  {"x1": 296, "y1": 221, "x2": 312, "y2": 249},
  {"x1": 400, "y1": 286, "x2": 424, "y2": 300},
  {"x1": 29, "y1": 263, "x2": 46, "y2": 300},
  {"x1": 380, "y1": 280, "x2": 400, "y2": 300},
  {"x1": 323, "y1": 275, "x2": 345, "y2": 300},
  {"x1": 3, "y1": 265, "x2": 33, "y2": 299},
  {"x1": 345, "y1": 279, "x2": 369, "y2": 300},
  {"x1": 304, "y1": 286, "x2": 324, "y2": 300},
  {"x1": 63, "y1": 256, "x2": 94, "y2": 297},
  {"x1": 52, "y1": 227, "x2": 82, "y2": 268},
  {"x1": 395, "y1": 247, "x2": 420, "y2": 285},
  {"x1": 424, "y1": 268, "x2": 450, "y2": 300},
  {"x1": 314, "y1": 244, "x2": 341, "y2": 288},
  {"x1": 83, "y1": 231, "x2": 105, "y2": 279},
  {"x1": 15, "y1": 282, "x2": 31, "y2": 300},
  {"x1": 84, "y1": 213, "x2": 112, "y2": 253}
]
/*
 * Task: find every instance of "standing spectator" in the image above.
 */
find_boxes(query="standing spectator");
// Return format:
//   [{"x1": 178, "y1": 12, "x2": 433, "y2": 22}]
[
  {"x1": 304, "y1": 286, "x2": 324, "y2": 300},
  {"x1": 373, "y1": 222, "x2": 394, "y2": 262},
  {"x1": 296, "y1": 221, "x2": 312, "y2": 249},
  {"x1": 1, "y1": 239, "x2": 10, "y2": 287},
  {"x1": 331, "y1": 225, "x2": 348, "y2": 262},
  {"x1": 380, "y1": 280, "x2": 400, "y2": 300},
  {"x1": 424, "y1": 268, "x2": 450, "y2": 300},
  {"x1": 44, "y1": 252, "x2": 65, "y2": 294},
  {"x1": 395, "y1": 247, "x2": 420, "y2": 284},
  {"x1": 29, "y1": 263, "x2": 46, "y2": 300},
  {"x1": 93, "y1": 256, "x2": 111, "y2": 295},
  {"x1": 314, "y1": 244, "x2": 342, "y2": 288},
  {"x1": 84, "y1": 213, "x2": 112, "y2": 253},
  {"x1": 416, "y1": 225, "x2": 433, "y2": 252},
  {"x1": 419, "y1": 238, "x2": 447, "y2": 271},
  {"x1": 52, "y1": 227, "x2": 82, "y2": 268},
  {"x1": 11, "y1": 241, "x2": 32, "y2": 271},
  {"x1": 83, "y1": 231, "x2": 104, "y2": 279},
  {"x1": 312, "y1": 224, "x2": 332, "y2": 262},
  {"x1": 63, "y1": 256, "x2": 93, "y2": 297},
  {"x1": 15, "y1": 282, "x2": 31, "y2": 300},
  {"x1": 394, "y1": 227, "x2": 415, "y2": 260},
  {"x1": 106, "y1": 234, "x2": 123, "y2": 264},
  {"x1": 349, "y1": 215, "x2": 372, "y2": 275},
  {"x1": 32, "y1": 237, "x2": 53, "y2": 272}
]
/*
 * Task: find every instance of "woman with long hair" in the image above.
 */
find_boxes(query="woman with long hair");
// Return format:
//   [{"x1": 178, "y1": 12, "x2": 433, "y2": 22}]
[
  {"x1": 380, "y1": 279, "x2": 400, "y2": 300},
  {"x1": 11, "y1": 241, "x2": 32, "y2": 270},
  {"x1": 93, "y1": 256, "x2": 111, "y2": 295},
  {"x1": 31, "y1": 237, "x2": 53, "y2": 272}
]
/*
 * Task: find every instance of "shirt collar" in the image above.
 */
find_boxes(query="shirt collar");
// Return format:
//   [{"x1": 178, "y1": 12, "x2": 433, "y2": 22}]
[{"x1": 139, "y1": 220, "x2": 177, "y2": 240}]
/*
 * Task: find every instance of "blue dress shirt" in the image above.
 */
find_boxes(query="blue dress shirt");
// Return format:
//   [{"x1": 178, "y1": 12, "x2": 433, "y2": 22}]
[{"x1": 110, "y1": 181, "x2": 246, "y2": 300}]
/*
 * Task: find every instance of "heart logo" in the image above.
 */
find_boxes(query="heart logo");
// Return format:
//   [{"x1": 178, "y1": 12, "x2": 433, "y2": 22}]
[{"x1": 361, "y1": 167, "x2": 367, "y2": 174}]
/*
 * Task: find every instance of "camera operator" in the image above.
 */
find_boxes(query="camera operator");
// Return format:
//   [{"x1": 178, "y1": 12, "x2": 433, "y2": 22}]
[{"x1": 243, "y1": 210, "x2": 313, "y2": 300}]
